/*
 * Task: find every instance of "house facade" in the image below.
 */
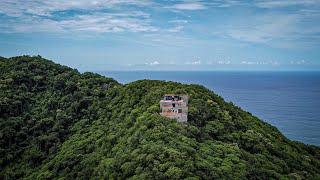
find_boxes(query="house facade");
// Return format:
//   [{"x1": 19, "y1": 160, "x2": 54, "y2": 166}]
[{"x1": 160, "y1": 94, "x2": 188, "y2": 122}]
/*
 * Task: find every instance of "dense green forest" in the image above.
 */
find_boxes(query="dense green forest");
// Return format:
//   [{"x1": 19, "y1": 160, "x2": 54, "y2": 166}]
[{"x1": 0, "y1": 56, "x2": 319, "y2": 179}]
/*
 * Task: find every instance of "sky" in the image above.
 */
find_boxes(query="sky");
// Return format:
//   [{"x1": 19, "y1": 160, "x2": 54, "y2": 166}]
[{"x1": 0, "y1": 0, "x2": 320, "y2": 71}]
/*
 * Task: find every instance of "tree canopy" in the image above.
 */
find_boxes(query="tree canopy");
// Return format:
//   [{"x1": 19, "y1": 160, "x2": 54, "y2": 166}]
[{"x1": 0, "y1": 56, "x2": 319, "y2": 179}]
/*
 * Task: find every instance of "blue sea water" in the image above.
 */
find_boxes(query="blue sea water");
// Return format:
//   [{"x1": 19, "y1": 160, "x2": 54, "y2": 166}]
[{"x1": 99, "y1": 71, "x2": 320, "y2": 146}]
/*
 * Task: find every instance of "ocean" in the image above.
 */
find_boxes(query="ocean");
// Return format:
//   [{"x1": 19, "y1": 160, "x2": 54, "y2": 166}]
[{"x1": 99, "y1": 71, "x2": 320, "y2": 146}]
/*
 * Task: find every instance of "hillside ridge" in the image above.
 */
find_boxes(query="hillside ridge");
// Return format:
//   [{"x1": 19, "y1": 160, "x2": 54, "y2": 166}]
[{"x1": 0, "y1": 56, "x2": 319, "y2": 179}]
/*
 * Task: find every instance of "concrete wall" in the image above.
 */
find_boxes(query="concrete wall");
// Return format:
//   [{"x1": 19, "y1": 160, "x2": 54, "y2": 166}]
[{"x1": 160, "y1": 94, "x2": 188, "y2": 122}]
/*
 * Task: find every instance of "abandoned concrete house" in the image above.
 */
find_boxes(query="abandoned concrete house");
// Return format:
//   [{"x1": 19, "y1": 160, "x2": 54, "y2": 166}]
[{"x1": 160, "y1": 94, "x2": 189, "y2": 122}]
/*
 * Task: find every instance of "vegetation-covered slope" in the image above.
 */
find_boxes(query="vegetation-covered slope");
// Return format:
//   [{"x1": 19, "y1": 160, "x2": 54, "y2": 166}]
[{"x1": 1, "y1": 56, "x2": 319, "y2": 179}]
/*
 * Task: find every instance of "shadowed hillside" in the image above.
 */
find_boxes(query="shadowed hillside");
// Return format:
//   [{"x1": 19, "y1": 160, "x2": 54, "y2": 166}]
[{"x1": 0, "y1": 56, "x2": 319, "y2": 179}]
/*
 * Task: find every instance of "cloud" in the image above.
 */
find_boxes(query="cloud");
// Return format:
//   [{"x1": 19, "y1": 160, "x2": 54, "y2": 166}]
[
  {"x1": 143, "y1": 33, "x2": 197, "y2": 47},
  {"x1": 0, "y1": 0, "x2": 158, "y2": 33},
  {"x1": 0, "y1": 0, "x2": 158, "y2": 34},
  {"x1": 167, "y1": 19, "x2": 188, "y2": 33},
  {"x1": 167, "y1": 2, "x2": 207, "y2": 10},
  {"x1": 255, "y1": 0, "x2": 320, "y2": 8},
  {"x1": 240, "y1": 61, "x2": 279, "y2": 65},
  {"x1": 290, "y1": 60, "x2": 307, "y2": 65},
  {"x1": 226, "y1": 14, "x2": 299, "y2": 43},
  {"x1": 150, "y1": 61, "x2": 160, "y2": 65},
  {"x1": 217, "y1": 60, "x2": 231, "y2": 65},
  {"x1": 145, "y1": 61, "x2": 160, "y2": 65},
  {"x1": 221, "y1": 12, "x2": 320, "y2": 48},
  {"x1": 165, "y1": 0, "x2": 244, "y2": 10},
  {"x1": 168, "y1": 20, "x2": 189, "y2": 24},
  {"x1": 3, "y1": 12, "x2": 158, "y2": 33},
  {"x1": 186, "y1": 60, "x2": 201, "y2": 65},
  {"x1": 167, "y1": 25, "x2": 184, "y2": 33},
  {"x1": 0, "y1": 0, "x2": 150, "y2": 17},
  {"x1": 206, "y1": 0, "x2": 244, "y2": 8},
  {"x1": 1, "y1": 0, "x2": 319, "y2": 49}
]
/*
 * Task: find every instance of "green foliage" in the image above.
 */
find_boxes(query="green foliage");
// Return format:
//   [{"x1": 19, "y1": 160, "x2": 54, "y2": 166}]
[{"x1": 0, "y1": 56, "x2": 319, "y2": 179}]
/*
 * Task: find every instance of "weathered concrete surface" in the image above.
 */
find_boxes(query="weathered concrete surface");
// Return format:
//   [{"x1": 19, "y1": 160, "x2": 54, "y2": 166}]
[{"x1": 160, "y1": 94, "x2": 188, "y2": 122}]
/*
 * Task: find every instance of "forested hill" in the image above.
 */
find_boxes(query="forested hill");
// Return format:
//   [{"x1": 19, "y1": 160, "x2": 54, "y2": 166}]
[{"x1": 1, "y1": 56, "x2": 319, "y2": 179}]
